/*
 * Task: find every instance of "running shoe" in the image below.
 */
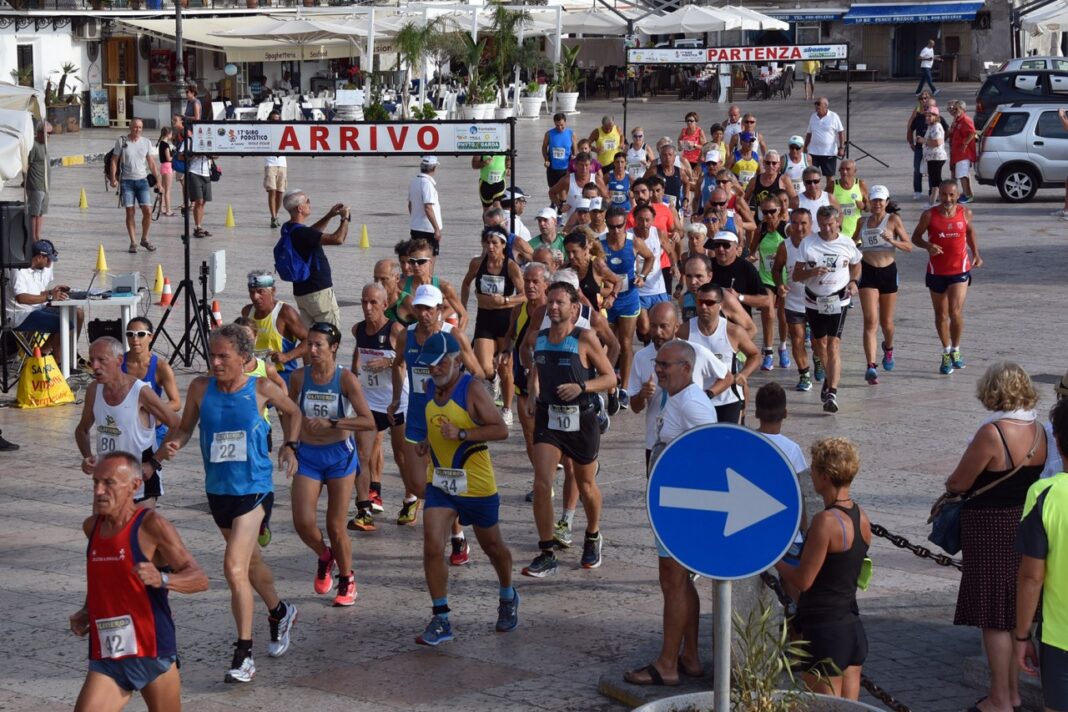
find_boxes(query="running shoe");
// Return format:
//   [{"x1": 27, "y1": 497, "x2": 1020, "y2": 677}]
[
  {"x1": 813, "y1": 359, "x2": 825, "y2": 382},
  {"x1": 314, "y1": 549, "x2": 334, "y2": 594},
  {"x1": 820, "y1": 380, "x2": 830, "y2": 403},
  {"x1": 347, "y1": 511, "x2": 376, "y2": 532},
  {"x1": 415, "y1": 614, "x2": 454, "y2": 646},
  {"x1": 267, "y1": 602, "x2": 297, "y2": 657},
  {"x1": 823, "y1": 393, "x2": 839, "y2": 414},
  {"x1": 270, "y1": 217, "x2": 280, "y2": 228},
  {"x1": 882, "y1": 344, "x2": 895, "y2": 371},
  {"x1": 449, "y1": 537, "x2": 470, "y2": 566},
  {"x1": 369, "y1": 490, "x2": 384, "y2": 513},
  {"x1": 522, "y1": 551, "x2": 559, "y2": 578},
  {"x1": 501, "y1": 407, "x2": 513, "y2": 427},
  {"x1": 939, "y1": 352, "x2": 954, "y2": 375},
  {"x1": 491, "y1": 375, "x2": 502, "y2": 407},
  {"x1": 553, "y1": 519, "x2": 573, "y2": 548},
  {"x1": 958, "y1": 195, "x2": 973, "y2": 204},
  {"x1": 257, "y1": 523, "x2": 272, "y2": 548},
  {"x1": 225, "y1": 647, "x2": 255, "y2": 684},
  {"x1": 760, "y1": 352, "x2": 774, "y2": 371},
  {"x1": 333, "y1": 576, "x2": 357, "y2": 607},
  {"x1": 596, "y1": 393, "x2": 611, "y2": 434},
  {"x1": 778, "y1": 346, "x2": 791, "y2": 369},
  {"x1": 496, "y1": 590, "x2": 520, "y2": 633},
  {"x1": 524, "y1": 488, "x2": 535, "y2": 503},
  {"x1": 913, "y1": 192, "x2": 924, "y2": 201},
  {"x1": 397, "y1": 498, "x2": 420, "y2": 526},
  {"x1": 618, "y1": 390, "x2": 630, "y2": 410},
  {"x1": 581, "y1": 533, "x2": 603, "y2": 569},
  {"x1": 606, "y1": 387, "x2": 620, "y2": 416},
  {"x1": 951, "y1": 349, "x2": 965, "y2": 370},
  {"x1": 1052, "y1": 209, "x2": 1068, "y2": 221},
  {"x1": 865, "y1": 366, "x2": 879, "y2": 385},
  {"x1": 796, "y1": 373, "x2": 813, "y2": 392}
]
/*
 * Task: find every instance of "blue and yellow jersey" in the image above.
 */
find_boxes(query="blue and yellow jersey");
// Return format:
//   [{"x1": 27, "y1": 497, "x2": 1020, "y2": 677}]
[{"x1": 424, "y1": 374, "x2": 496, "y2": 497}]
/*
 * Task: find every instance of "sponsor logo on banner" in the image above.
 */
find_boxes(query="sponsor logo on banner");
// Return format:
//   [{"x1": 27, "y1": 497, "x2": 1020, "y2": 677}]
[{"x1": 454, "y1": 124, "x2": 505, "y2": 151}]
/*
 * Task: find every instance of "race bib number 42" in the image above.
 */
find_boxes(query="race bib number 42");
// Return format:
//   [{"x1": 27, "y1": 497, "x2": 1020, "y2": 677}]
[
  {"x1": 210, "y1": 431, "x2": 248, "y2": 463},
  {"x1": 432, "y1": 467, "x2": 468, "y2": 496},
  {"x1": 95, "y1": 614, "x2": 138, "y2": 659}
]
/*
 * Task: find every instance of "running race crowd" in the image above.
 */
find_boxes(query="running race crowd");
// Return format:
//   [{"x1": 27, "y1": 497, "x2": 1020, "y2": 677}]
[{"x1": 65, "y1": 92, "x2": 1068, "y2": 712}]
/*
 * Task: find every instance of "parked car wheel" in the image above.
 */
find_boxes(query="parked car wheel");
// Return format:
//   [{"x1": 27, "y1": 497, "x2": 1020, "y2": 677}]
[{"x1": 996, "y1": 164, "x2": 1040, "y2": 202}]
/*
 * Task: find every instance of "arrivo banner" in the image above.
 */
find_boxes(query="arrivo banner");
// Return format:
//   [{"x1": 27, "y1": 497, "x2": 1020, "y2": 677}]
[
  {"x1": 188, "y1": 121, "x2": 511, "y2": 156},
  {"x1": 627, "y1": 44, "x2": 849, "y2": 65}
]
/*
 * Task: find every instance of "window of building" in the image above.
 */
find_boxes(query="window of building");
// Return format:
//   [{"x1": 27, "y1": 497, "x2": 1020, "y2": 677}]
[{"x1": 795, "y1": 22, "x2": 821, "y2": 45}]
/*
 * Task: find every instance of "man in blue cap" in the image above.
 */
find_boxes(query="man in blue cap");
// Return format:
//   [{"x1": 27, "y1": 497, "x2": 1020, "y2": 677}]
[
  {"x1": 5, "y1": 239, "x2": 83, "y2": 366},
  {"x1": 412, "y1": 330, "x2": 519, "y2": 646}
]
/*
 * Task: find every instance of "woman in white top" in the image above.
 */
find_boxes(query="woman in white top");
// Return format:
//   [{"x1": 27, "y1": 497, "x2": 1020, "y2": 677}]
[
  {"x1": 852, "y1": 186, "x2": 912, "y2": 387},
  {"x1": 923, "y1": 105, "x2": 948, "y2": 204}
]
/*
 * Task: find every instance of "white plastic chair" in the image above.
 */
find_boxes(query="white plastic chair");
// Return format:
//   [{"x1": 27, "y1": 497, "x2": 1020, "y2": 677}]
[
  {"x1": 211, "y1": 101, "x2": 226, "y2": 120},
  {"x1": 255, "y1": 101, "x2": 273, "y2": 121}
]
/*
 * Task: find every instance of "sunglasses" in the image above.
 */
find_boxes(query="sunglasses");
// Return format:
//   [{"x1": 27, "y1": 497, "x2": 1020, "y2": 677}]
[
  {"x1": 763, "y1": 208, "x2": 780, "y2": 214},
  {"x1": 686, "y1": 119, "x2": 697, "y2": 123},
  {"x1": 633, "y1": 133, "x2": 644, "y2": 138},
  {"x1": 698, "y1": 299, "x2": 721, "y2": 306},
  {"x1": 409, "y1": 257, "x2": 432, "y2": 266},
  {"x1": 607, "y1": 223, "x2": 626, "y2": 229},
  {"x1": 763, "y1": 160, "x2": 779, "y2": 165},
  {"x1": 804, "y1": 179, "x2": 821, "y2": 185},
  {"x1": 709, "y1": 201, "x2": 727, "y2": 207},
  {"x1": 710, "y1": 243, "x2": 733, "y2": 250},
  {"x1": 744, "y1": 120, "x2": 756, "y2": 124},
  {"x1": 125, "y1": 330, "x2": 151, "y2": 339},
  {"x1": 716, "y1": 179, "x2": 731, "y2": 185}
]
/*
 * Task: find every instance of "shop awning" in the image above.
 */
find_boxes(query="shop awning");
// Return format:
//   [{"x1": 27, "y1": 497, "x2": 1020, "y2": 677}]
[
  {"x1": 764, "y1": 7, "x2": 847, "y2": 22},
  {"x1": 843, "y1": 1, "x2": 985, "y2": 24}
]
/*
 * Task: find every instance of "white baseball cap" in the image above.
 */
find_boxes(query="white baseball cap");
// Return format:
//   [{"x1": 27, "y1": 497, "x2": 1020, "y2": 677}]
[
  {"x1": 788, "y1": 135, "x2": 805, "y2": 148},
  {"x1": 574, "y1": 197, "x2": 592, "y2": 212},
  {"x1": 869, "y1": 185, "x2": 890, "y2": 201},
  {"x1": 711, "y1": 230, "x2": 739, "y2": 244},
  {"x1": 588, "y1": 197, "x2": 604, "y2": 211},
  {"x1": 536, "y1": 207, "x2": 557, "y2": 221},
  {"x1": 420, "y1": 156, "x2": 439, "y2": 166},
  {"x1": 412, "y1": 283, "x2": 443, "y2": 307},
  {"x1": 704, "y1": 149, "x2": 721, "y2": 163}
]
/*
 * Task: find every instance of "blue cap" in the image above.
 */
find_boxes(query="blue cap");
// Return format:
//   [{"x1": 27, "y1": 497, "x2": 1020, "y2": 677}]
[
  {"x1": 415, "y1": 331, "x2": 460, "y2": 367},
  {"x1": 32, "y1": 239, "x2": 58, "y2": 262},
  {"x1": 740, "y1": 131, "x2": 756, "y2": 143}
]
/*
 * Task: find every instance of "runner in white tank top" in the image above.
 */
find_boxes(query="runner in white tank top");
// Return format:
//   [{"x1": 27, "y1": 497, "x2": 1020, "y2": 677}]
[
  {"x1": 92, "y1": 381, "x2": 158, "y2": 500},
  {"x1": 565, "y1": 174, "x2": 585, "y2": 222},
  {"x1": 684, "y1": 316, "x2": 740, "y2": 407}
]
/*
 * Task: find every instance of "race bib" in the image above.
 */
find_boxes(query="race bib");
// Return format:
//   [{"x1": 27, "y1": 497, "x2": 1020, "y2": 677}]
[
  {"x1": 763, "y1": 254, "x2": 777, "y2": 274},
  {"x1": 792, "y1": 179, "x2": 804, "y2": 194},
  {"x1": 95, "y1": 614, "x2": 138, "y2": 659},
  {"x1": 432, "y1": 467, "x2": 468, "y2": 496},
  {"x1": 862, "y1": 228, "x2": 883, "y2": 248},
  {"x1": 842, "y1": 203, "x2": 856, "y2": 218},
  {"x1": 739, "y1": 170, "x2": 755, "y2": 184},
  {"x1": 488, "y1": 170, "x2": 504, "y2": 184},
  {"x1": 412, "y1": 366, "x2": 432, "y2": 394},
  {"x1": 619, "y1": 275, "x2": 631, "y2": 293},
  {"x1": 210, "y1": 430, "x2": 248, "y2": 463},
  {"x1": 302, "y1": 391, "x2": 336, "y2": 419},
  {"x1": 480, "y1": 274, "x2": 505, "y2": 295},
  {"x1": 816, "y1": 294, "x2": 841, "y2": 315},
  {"x1": 97, "y1": 424, "x2": 122, "y2": 455},
  {"x1": 627, "y1": 162, "x2": 644, "y2": 180},
  {"x1": 551, "y1": 147, "x2": 566, "y2": 160},
  {"x1": 359, "y1": 366, "x2": 383, "y2": 390},
  {"x1": 548, "y1": 404, "x2": 580, "y2": 432},
  {"x1": 611, "y1": 190, "x2": 627, "y2": 204}
]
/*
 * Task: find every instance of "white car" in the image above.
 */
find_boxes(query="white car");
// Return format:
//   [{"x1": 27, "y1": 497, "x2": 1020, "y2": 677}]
[
  {"x1": 976, "y1": 103, "x2": 1068, "y2": 202},
  {"x1": 997, "y1": 56, "x2": 1068, "y2": 72}
]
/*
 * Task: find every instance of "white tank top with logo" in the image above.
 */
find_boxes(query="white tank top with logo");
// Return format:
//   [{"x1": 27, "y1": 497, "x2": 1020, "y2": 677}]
[
  {"x1": 93, "y1": 381, "x2": 157, "y2": 500},
  {"x1": 686, "y1": 317, "x2": 740, "y2": 406}
]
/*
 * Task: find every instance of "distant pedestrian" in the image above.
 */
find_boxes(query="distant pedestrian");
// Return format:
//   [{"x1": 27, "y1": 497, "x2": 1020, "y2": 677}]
[
  {"x1": 542, "y1": 113, "x2": 576, "y2": 188},
  {"x1": 264, "y1": 111, "x2": 287, "y2": 228},
  {"x1": 184, "y1": 84, "x2": 202, "y2": 121},
  {"x1": 156, "y1": 127, "x2": 176, "y2": 217},
  {"x1": 948, "y1": 100, "x2": 977, "y2": 204},
  {"x1": 1052, "y1": 109, "x2": 1068, "y2": 222},
  {"x1": 907, "y1": 93, "x2": 933, "y2": 200},
  {"x1": 802, "y1": 59, "x2": 819, "y2": 100},
  {"x1": 187, "y1": 153, "x2": 213, "y2": 238},
  {"x1": 804, "y1": 97, "x2": 845, "y2": 180},
  {"x1": 408, "y1": 156, "x2": 442, "y2": 255},
  {"x1": 916, "y1": 39, "x2": 939, "y2": 96},
  {"x1": 26, "y1": 120, "x2": 49, "y2": 241},
  {"x1": 1039, "y1": 370, "x2": 1068, "y2": 479},
  {"x1": 107, "y1": 118, "x2": 160, "y2": 254},
  {"x1": 280, "y1": 189, "x2": 349, "y2": 328}
]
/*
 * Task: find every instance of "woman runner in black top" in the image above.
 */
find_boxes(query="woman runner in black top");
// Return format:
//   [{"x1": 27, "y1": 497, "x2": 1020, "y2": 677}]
[
  {"x1": 562, "y1": 228, "x2": 619, "y2": 311},
  {"x1": 775, "y1": 437, "x2": 871, "y2": 701}
]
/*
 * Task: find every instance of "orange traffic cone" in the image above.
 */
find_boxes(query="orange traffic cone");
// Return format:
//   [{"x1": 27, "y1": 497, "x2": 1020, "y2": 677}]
[
  {"x1": 33, "y1": 347, "x2": 42, "y2": 358},
  {"x1": 156, "y1": 278, "x2": 173, "y2": 307},
  {"x1": 211, "y1": 300, "x2": 223, "y2": 328}
]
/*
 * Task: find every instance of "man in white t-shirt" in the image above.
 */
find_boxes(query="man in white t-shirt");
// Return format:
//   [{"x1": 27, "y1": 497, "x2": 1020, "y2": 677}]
[
  {"x1": 501, "y1": 187, "x2": 531, "y2": 243},
  {"x1": 623, "y1": 338, "x2": 718, "y2": 687},
  {"x1": 108, "y1": 119, "x2": 160, "y2": 254},
  {"x1": 803, "y1": 97, "x2": 845, "y2": 183},
  {"x1": 408, "y1": 156, "x2": 443, "y2": 255},
  {"x1": 264, "y1": 111, "x2": 288, "y2": 229},
  {"x1": 916, "y1": 39, "x2": 938, "y2": 96},
  {"x1": 5, "y1": 239, "x2": 83, "y2": 365}
]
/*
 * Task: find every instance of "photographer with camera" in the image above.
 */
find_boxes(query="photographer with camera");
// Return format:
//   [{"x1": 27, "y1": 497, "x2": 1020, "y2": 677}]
[{"x1": 108, "y1": 118, "x2": 160, "y2": 254}]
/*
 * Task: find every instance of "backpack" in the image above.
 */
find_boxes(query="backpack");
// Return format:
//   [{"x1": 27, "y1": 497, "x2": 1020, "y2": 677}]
[
  {"x1": 104, "y1": 136, "x2": 127, "y2": 181},
  {"x1": 273, "y1": 223, "x2": 313, "y2": 283}
]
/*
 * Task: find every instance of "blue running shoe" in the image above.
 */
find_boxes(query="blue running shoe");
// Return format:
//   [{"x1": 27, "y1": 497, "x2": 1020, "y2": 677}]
[
  {"x1": 865, "y1": 366, "x2": 879, "y2": 385},
  {"x1": 951, "y1": 349, "x2": 965, "y2": 370},
  {"x1": 796, "y1": 373, "x2": 813, "y2": 392},
  {"x1": 496, "y1": 590, "x2": 520, "y2": 632},
  {"x1": 522, "y1": 551, "x2": 559, "y2": 578},
  {"x1": 814, "y1": 359, "x2": 825, "y2": 382},
  {"x1": 760, "y1": 352, "x2": 774, "y2": 371},
  {"x1": 940, "y1": 353, "x2": 954, "y2": 375},
  {"x1": 778, "y1": 346, "x2": 791, "y2": 369},
  {"x1": 416, "y1": 614, "x2": 454, "y2": 646},
  {"x1": 882, "y1": 344, "x2": 895, "y2": 371}
]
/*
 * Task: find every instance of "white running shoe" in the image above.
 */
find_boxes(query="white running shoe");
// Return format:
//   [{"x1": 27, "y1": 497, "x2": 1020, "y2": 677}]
[
  {"x1": 501, "y1": 406, "x2": 513, "y2": 427},
  {"x1": 225, "y1": 652, "x2": 256, "y2": 683},
  {"x1": 267, "y1": 602, "x2": 297, "y2": 657}
]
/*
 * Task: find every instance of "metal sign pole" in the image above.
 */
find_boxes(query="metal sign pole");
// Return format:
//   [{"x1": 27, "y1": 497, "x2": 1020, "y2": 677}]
[{"x1": 714, "y1": 580, "x2": 731, "y2": 712}]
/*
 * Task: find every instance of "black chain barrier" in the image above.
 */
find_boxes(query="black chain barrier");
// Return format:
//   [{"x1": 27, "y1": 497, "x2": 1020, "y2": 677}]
[
  {"x1": 758, "y1": 573, "x2": 914, "y2": 712},
  {"x1": 870, "y1": 523, "x2": 963, "y2": 571}
]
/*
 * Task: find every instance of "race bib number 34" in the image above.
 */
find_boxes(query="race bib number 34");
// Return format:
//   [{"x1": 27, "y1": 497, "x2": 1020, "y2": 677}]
[
  {"x1": 432, "y1": 467, "x2": 468, "y2": 496},
  {"x1": 210, "y1": 431, "x2": 248, "y2": 463},
  {"x1": 95, "y1": 614, "x2": 138, "y2": 659}
]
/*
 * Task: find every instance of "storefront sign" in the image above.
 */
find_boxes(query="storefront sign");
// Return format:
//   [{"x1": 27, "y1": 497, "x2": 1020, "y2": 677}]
[
  {"x1": 628, "y1": 44, "x2": 848, "y2": 64},
  {"x1": 188, "y1": 121, "x2": 510, "y2": 156}
]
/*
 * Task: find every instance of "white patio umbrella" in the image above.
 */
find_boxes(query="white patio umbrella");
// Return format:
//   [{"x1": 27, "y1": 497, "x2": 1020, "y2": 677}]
[
  {"x1": 0, "y1": 81, "x2": 45, "y2": 118},
  {"x1": 716, "y1": 5, "x2": 790, "y2": 31},
  {"x1": 0, "y1": 108, "x2": 34, "y2": 191},
  {"x1": 636, "y1": 5, "x2": 740, "y2": 35},
  {"x1": 209, "y1": 17, "x2": 368, "y2": 61},
  {"x1": 560, "y1": 7, "x2": 633, "y2": 35},
  {"x1": 1020, "y1": 0, "x2": 1068, "y2": 33}
]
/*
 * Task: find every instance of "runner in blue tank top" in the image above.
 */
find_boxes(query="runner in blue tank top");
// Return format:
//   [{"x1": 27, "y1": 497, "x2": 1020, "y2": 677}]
[
  {"x1": 606, "y1": 152, "x2": 632, "y2": 212},
  {"x1": 543, "y1": 113, "x2": 576, "y2": 189}
]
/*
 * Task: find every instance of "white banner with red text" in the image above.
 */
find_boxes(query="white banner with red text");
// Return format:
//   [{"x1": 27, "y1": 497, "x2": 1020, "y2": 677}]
[{"x1": 627, "y1": 44, "x2": 848, "y2": 65}]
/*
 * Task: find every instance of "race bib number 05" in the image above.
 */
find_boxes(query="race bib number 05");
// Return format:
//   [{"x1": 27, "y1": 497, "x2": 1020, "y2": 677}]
[
  {"x1": 210, "y1": 431, "x2": 248, "y2": 463},
  {"x1": 432, "y1": 467, "x2": 468, "y2": 496},
  {"x1": 548, "y1": 404, "x2": 580, "y2": 432}
]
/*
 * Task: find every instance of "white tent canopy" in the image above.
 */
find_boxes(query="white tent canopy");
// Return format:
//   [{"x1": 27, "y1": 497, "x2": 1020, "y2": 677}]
[
  {"x1": 1020, "y1": 0, "x2": 1068, "y2": 33},
  {"x1": 716, "y1": 5, "x2": 790, "y2": 31},
  {"x1": 558, "y1": 7, "x2": 634, "y2": 35},
  {"x1": 0, "y1": 82, "x2": 45, "y2": 119},
  {"x1": 0, "y1": 108, "x2": 35, "y2": 191},
  {"x1": 636, "y1": 5, "x2": 741, "y2": 34}
]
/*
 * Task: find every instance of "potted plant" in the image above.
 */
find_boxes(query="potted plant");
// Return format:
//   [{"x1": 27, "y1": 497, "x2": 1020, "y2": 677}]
[
  {"x1": 45, "y1": 63, "x2": 82, "y2": 135},
  {"x1": 450, "y1": 33, "x2": 488, "y2": 120},
  {"x1": 518, "y1": 80, "x2": 543, "y2": 119},
  {"x1": 474, "y1": 73, "x2": 498, "y2": 120},
  {"x1": 9, "y1": 67, "x2": 33, "y2": 88},
  {"x1": 394, "y1": 20, "x2": 437, "y2": 119},
  {"x1": 554, "y1": 44, "x2": 582, "y2": 114}
]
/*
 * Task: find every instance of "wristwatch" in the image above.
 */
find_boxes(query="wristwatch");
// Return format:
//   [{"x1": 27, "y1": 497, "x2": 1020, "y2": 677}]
[
  {"x1": 329, "y1": 418, "x2": 339, "y2": 429},
  {"x1": 457, "y1": 428, "x2": 468, "y2": 442},
  {"x1": 282, "y1": 441, "x2": 299, "y2": 453},
  {"x1": 738, "y1": 294, "x2": 746, "y2": 303},
  {"x1": 160, "y1": 572, "x2": 170, "y2": 590}
]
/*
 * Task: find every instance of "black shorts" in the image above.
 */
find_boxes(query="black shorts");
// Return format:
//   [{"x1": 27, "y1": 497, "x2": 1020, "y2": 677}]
[
  {"x1": 372, "y1": 409, "x2": 405, "y2": 432},
  {"x1": 806, "y1": 307, "x2": 849, "y2": 340},
  {"x1": 479, "y1": 180, "x2": 506, "y2": 207},
  {"x1": 859, "y1": 261, "x2": 898, "y2": 295},
  {"x1": 925, "y1": 271, "x2": 971, "y2": 294},
  {"x1": 134, "y1": 472, "x2": 163, "y2": 504},
  {"x1": 207, "y1": 492, "x2": 274, "y2": 530},
  {"x1": 810, "y1": 154, "x2": 837, "y2": 177},
  {"x1": 785, "y1": 308, "x2": 807, "y2": 325},
  {"x1": 1040, "y1": 641, "x2": 1068, "y2": 711},
  {"x1": 715, "y1": 400, "x2": 745, "y2": 424},
  {"x1": 797, "y1": 618, "x2": 868, "y2": 677},
  {"x1": 410, "y1": 230, "x2": 440, "y2": 256},
  {"x1": 473, "y1": 307, "x2": 512, "y2": 341},
  {"x1": 533, "y1": 401, "x2": 600, "y2": 465},
  {"x1": 546, "y1": 167, "x2": 568, "y2": 189}
]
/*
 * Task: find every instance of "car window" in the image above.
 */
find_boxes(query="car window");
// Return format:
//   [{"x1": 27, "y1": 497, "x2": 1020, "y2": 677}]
[
  {"x1": 1019, "y1": 60, "x2": 1045, "y2": 69},
  {"x1": 990, "y1": 112, "x2": 1029, "y2": 136},
  {"x1": 1053, "y1": 60, "x2": 1068, "y2": 71},
  {"x1": 979, "y1": 80, "x2": 1001, "y2": 102},
  {"x1": 1012, "y1": 74, "x2": 1043, "y2": 94},
  {"x1": 1050, "y1": 74, "x2": 1068, "y2": 94},
  {"x1": 1037, "y1": 111, "x2": 1068, "y2": 138}
]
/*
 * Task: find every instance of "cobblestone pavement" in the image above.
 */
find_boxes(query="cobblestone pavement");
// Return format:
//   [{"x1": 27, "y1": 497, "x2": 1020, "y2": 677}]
[{"x1": 0, "y1": 79, "x2": 1064, "y2": 711}]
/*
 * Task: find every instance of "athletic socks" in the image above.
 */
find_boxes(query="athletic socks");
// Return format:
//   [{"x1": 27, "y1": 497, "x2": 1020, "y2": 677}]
[
  {"x1": 268, "y1": 602, "x2": 287, "y2": 620},
  {"x1": 432, "y1": 597, "x2": 450, "y2": 617},
  {"x1": 499, "y1": 586, "x2": 516, "y2": 602},
  {"x1": 563, "y1": 509, "x2": 576, "y2": 528}
]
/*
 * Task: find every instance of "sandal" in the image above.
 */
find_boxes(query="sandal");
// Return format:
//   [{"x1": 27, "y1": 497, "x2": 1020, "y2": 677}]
[
  {"x1": 678, "y1": 657, "x2": 704, "y2": 678},
  {"x1": 140, "y1": 240, "x2": 156, "y2": 252},
  {"x1": 199, "y1": 228, "x2": 212, "y2": 237},
  {"x1": 128, "y1": 244, "x2": 137, "y2": 253},
  {"x1": 163, "y1": 211, "x2": 177, "y2": 217},
  {"x1": 193, "y1": 227, "x2": 205, "y2": 238},
  {"x1": 623, "y1": 664, "x2": 679, "y2": 687}
]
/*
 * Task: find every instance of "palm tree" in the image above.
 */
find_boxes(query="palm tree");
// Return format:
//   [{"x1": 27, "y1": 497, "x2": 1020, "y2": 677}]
[
  {"x1": 55, "y1": 63, "x2": 80, "y2": 104},
  {"x1": 394, "y1": 18, "x2": 443, "y2": 118},
  {"x1": 486, "y1": 2, "x2": 547, "y2": 108}
]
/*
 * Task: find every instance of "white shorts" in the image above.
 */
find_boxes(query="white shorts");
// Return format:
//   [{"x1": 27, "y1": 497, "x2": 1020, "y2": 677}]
[{"x1": 953, "y1": 160, "x2": 971, "y2": 179}]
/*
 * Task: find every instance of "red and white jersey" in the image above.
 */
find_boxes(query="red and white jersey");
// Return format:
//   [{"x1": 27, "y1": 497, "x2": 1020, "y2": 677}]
[
  {"x1": 926, "y1": 205, "x2": 971, "y2": 276},
  {"x1": 86, "y1": 509, "x2": 176, "y2": 660}
]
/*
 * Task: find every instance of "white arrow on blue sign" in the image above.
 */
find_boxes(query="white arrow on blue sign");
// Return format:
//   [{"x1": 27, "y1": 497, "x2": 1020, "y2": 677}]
[{"x1": 647, "y1": 423, "x2": 802, "y2": 580}]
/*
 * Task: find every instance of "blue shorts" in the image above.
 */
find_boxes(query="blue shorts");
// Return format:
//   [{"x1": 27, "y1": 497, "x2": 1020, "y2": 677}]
[
  {"x1": 607, "y1": 290, "x2": 641, "y2": 323},
  {"x1": 925, "y1": 271, "x2": 971, "y2": 294},
  {"x1": 405, "y1": 393, "x2": 429, "y2": 443},
  {"x1": 639, "y1": 292, "x2": 671, "y2": 311},
  {"x1": 424, "y1": 484, "x2": 500, "y2": 528},
  {"x1": 120, "y1": 178, "x2": 153, "y2": 208},
  {"x1": 17, "y1": 306, "x2": 60, "y2": 333},
  {"x1": 295, "y1": 438, "x2": 358, "y2": 482},
  {"x1": 88, "y1": 655, "x2": 177, "y2": 692}
]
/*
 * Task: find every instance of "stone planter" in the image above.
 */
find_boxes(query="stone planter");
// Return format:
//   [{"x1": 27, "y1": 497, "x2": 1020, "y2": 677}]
[
  {"x1": 633, "y1": 691, "x2": 884, "y2": 712},
  {"x1": 459, "y1": 105, "x2": 477, "y2": 120},
  {"x1": 556, "y1": 91, "x2": 579, "y2": 113},
  {"x1": 46, "y1": 103, "x2": 81, "y2": 134},
  {"x1": 518, "y1": 96, "x2": 542, "y2": 118},
  {"x1": 473, "y1": 103, "x2": 495, "y2": 120},
  {"x1": 434, "y1": 110, "x2": 448, "y2": 120},
  {"x1": 494, "y1": 106, "x2": 514, "y2": 120}
]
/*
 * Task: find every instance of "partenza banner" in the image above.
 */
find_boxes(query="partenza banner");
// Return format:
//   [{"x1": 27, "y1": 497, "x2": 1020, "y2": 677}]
[
  {"x1": 187, "y1": 121, "x2": 511, "y2": 156},
  {"x1": 627, "y1": 44, "x2": 848, "y2": 65}
]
